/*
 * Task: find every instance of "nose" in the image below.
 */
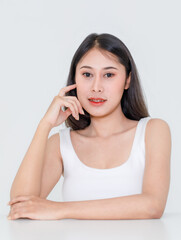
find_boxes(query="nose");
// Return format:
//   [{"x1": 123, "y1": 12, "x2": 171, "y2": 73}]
[{"x1": 91, "y1": 76, "x2": 103, "y2": 93}]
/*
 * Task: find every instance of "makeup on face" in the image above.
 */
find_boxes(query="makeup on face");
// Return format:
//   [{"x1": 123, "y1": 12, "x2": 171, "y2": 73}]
[
  {"x1": 88, "y1": 100, "x2": 107, "y2": 106},
  {"x1": 88, "y1": 97, "x2": 107, "y2": 106}
]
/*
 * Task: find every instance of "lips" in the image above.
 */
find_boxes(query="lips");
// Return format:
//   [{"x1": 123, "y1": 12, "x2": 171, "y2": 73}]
[{"x1": 88, "y1": 97, "x2": 107, "y2": 101}]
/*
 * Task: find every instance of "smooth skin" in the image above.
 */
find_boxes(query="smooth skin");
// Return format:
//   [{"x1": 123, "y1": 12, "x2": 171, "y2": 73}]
[
  {"x1": 7, "y1": 84, "x2": 85, "y2": 220},
  {"x1": 7, "y1": 48, "x2": 171, "y2": 220},
  {"x1": 61, "y1": 48, "x2": 171, "y2": 219},
  {"x1": 75, "y1": 47, "x2": 131, "y2": 137}
]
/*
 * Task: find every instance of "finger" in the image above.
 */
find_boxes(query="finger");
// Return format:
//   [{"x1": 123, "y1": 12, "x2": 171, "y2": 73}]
[
  {"x1": 10, "y1": 201, "x2": 25, "y2": 211},
  {"x1": 9, "y1": 207, "x2": 25, "y2": 219},
  {"x1": 8, "y1": 212, "x2": 26, "y2": 220},
  {"x1": 58, "y1": 84, "x2": 77, "y2": 97},
  {"x1": 66, "y1": 96, "x2": 85, "y2": 115},
  {"x1": 8, "y1": 195, "x2": 33, "y2": 206},
  {"x1": 9, "y1": 206, "x2": 35, "y2": 220},
  {"x1": 66, "y1": 99, "x2": 79, "y2": 118},
  {"x1": 8, "y1": 208, "x2": 19, "y2": 219},
  {"x1": 8, "y1": 204, "x2": 32, "y2": 220},
  {"x1": 60, "y1": 99, "x2": 79, "y2": 120},
  {"x1": 8, "y1": 196, "x2": 29, "y2": 206}
]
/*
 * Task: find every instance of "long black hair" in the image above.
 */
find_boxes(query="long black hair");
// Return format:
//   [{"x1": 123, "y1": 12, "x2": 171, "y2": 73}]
[{"x1": 63, "y1": 33, "x2": 150, "y2": 130}]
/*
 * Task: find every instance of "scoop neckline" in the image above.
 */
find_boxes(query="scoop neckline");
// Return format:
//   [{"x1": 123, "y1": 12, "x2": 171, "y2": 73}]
[{"x1": 67, "y1": 118, "x2": 143, "y2": 172}]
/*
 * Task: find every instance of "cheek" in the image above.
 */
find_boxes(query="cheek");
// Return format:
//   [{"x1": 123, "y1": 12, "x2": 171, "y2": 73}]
[
  {"x1": 76, "y1": 81, "x2": 87, "y2": 93},
  {"x1": 76, "y1": 86, "x2": 86, "y2": 101},
  {"x1": 113, "y1": 82, "x2": 125, "y2": 96},
  {"x1": 106, "y1": 85, "x2": 124, "y2": 102},
  {"x1": 106, "y1": 84, "x2": 122, "y2": 95}
]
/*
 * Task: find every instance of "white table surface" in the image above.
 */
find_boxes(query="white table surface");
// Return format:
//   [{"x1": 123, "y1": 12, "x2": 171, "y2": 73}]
[{"x1": 1, "y1": 212, "x2": 181, "y2": 240}]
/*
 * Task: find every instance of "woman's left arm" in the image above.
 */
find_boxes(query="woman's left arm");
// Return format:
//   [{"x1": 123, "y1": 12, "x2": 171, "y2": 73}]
[
  {"x1": 60, "y1": 118, "x2": 171, "y2": 220},
  {"x1": 141, "y1": 118, "x2": 172, "y2": 217}
]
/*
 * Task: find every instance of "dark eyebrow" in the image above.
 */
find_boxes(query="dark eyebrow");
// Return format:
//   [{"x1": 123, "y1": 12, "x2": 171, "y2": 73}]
[{"x1": 80, "y1": 65, "x2": 118, "y2": 70}]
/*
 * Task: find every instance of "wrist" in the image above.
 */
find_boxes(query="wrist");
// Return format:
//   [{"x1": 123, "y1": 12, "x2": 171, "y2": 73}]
[
  {"x1": 38, "y1": 119, "x2": 53, "y2": 132},
  {"x1": 57, "y1": 201, "x2": 69, "y2": 219}
]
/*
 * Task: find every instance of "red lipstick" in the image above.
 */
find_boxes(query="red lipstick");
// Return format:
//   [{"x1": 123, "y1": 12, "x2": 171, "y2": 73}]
[
  {"x1": 88, "y1": 97, "x2": 107, "y2": 106},
  {"x1": 89, "y1": 97, "x2": 106, "y2": 100}
]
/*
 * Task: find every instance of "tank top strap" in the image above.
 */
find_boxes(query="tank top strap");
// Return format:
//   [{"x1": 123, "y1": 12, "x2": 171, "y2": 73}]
[
  {"x1": 59, "y1": 127, "x2": 74, "y2": 177},
  {"x1": 133, "y1": 116, "x2": 152, "y2": 154}
]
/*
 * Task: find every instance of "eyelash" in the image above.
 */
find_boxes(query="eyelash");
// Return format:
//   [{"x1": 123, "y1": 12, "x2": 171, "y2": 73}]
[{"x1": 82, "y1": 72, "x2": 115, "y2": 78}]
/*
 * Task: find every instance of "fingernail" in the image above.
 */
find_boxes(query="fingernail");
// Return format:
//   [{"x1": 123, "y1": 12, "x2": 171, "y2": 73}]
[
  {"x1": 82, "y1": 109, "x2": 85, "y2": 115},
  {"x1": 7, "y1": 216, "x2": 11, "y2": 220}
]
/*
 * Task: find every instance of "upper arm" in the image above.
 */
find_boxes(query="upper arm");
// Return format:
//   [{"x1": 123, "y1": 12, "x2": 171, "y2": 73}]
[
  {"x1": 39, "y1": 133, "x2": 63, "y2": 199},
  {"x1": 142, "y1": 118, "x2": 172, "y2": 218}
]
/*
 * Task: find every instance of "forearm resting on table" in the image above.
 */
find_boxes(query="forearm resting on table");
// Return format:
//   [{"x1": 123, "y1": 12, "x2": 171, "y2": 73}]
[
  {"x1": 61, "y1": 193, "x2": 161, "y2": 220},
  {"x1": 10, "y1": 119, "x2": 52, "y2": 200}
]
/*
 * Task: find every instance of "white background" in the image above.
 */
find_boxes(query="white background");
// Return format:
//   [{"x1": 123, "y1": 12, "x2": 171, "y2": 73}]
[{"x1": 0, "y1": 0, "x2": 180, "y2": 217}]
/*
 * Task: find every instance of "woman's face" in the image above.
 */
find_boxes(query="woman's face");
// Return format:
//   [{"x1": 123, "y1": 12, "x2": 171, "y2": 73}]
[{"x1": 75, "y1": 47, "x2": 130, "y2": 116}]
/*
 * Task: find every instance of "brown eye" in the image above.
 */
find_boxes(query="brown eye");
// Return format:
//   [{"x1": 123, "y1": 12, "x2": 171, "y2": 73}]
[
  {"x1": 83, "y1": 72, "x2": 91, "y2": 77},
  {"x1": 105, "y1": 73, "x2": 114, "y2": 78}
]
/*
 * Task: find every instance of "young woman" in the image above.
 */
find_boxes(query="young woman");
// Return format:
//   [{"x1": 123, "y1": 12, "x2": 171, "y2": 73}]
[{"x1": 7, "y1": 33, "x2": 171, "y2": 220}]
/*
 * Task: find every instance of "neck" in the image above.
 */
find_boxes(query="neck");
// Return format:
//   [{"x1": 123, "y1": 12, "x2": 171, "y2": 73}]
[{"x1": 86, "y1": 105, "x2": 129, "y2": 138}]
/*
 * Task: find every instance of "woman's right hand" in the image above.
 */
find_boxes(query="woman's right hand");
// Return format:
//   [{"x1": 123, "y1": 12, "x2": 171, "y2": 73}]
[{"x1": 41, "y1": 83, "x2": 85, "y2": 129}]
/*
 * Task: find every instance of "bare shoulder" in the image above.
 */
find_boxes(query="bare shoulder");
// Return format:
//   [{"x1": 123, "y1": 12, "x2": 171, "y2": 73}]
[
  {"x1": 145, "y1": 117, "x2": 172, "y2": 168},
  {"x1": 145, "y1": 117, "x2": 172, "y2": 154},
  {"x1": 146, "y1": 117, "x2": 171, "y2": 130},
  {"x1": 48, "y1": 133, "x2": 62, "y2": 161},
  {"x1": 145, "y1": 118, "x2": 171, "y2": 140}
]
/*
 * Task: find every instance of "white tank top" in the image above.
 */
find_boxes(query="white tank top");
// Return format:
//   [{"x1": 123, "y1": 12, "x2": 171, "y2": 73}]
[{"x1": 59, "y1": 116, "x2": 151, "y2": 202}]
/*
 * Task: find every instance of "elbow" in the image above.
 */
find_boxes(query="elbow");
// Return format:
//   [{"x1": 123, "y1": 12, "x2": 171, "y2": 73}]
[
  {"x1": 150, "y1": 209, "x2": 163, "y2": 219},
  {"x1": 149, "y1": 201, "x2": 164, "y2": 219}
]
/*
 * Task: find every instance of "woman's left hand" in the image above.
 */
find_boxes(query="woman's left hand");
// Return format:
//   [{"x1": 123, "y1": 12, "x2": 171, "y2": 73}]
[{"x1": 7, "y1": 195, "x2": 65, "y2": 220}]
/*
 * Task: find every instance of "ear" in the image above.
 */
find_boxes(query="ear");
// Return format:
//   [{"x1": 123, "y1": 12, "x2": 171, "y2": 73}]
[{"x1": 124, "y1": 72, "x2": 131, "y2": 90}]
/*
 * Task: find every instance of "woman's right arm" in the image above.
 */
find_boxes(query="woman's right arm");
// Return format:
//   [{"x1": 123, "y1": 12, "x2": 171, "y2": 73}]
[
  {"x1": 9, "y1": 119, "x2": 52, "y2": 200},
  {"x1": 9, "y1": 83, "x2": 84, "y2": 201}
]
